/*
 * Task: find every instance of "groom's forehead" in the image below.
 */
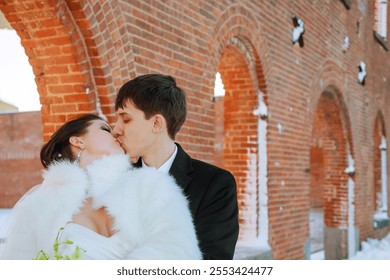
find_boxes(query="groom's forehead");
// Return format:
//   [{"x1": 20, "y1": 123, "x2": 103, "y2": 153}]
[
  {"x1": 116, "y1": 109, "x2": 126, "y2": 115},
  {"x1": 117, "y1": 100, "x2": 136, "y2": 113},
  {"x1": 116, "y1": 105, "x2": 131, "y2": 115},
  {"x1": 116, "y1": 101, "x2": 146, "y2": 117}
]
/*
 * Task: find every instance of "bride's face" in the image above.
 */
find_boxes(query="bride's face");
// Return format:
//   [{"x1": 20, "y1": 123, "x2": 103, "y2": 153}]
[{"x1": 80, "y1": 120, "x2": 125, "y2": 159}]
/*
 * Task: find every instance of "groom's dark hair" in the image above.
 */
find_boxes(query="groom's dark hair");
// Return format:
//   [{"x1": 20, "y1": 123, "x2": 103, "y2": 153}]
[
  {"x1": 115, "y1": 74, "x2": 187, "y2": 140},
  {"x1": 40, "y1": 114, "x2": 102, "y2": 168}
]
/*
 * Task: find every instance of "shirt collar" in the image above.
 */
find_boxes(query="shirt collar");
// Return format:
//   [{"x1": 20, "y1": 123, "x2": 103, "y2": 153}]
[{"x1": 141, "y1": 144, "x2": 177, "y2": 174}]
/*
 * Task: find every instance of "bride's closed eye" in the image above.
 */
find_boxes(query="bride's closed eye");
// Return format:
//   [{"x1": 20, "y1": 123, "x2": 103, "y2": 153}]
[{"x1": 101, "y1": 125, "x2": 112, "y2": 133}]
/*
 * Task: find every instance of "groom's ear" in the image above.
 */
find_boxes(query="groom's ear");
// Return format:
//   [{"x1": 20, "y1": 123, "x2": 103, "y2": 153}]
[
  {"x1": 69, "y1": 136, "x2": 84, "y2": 149},
  {"x1": 152, "y1": 114, "x2": 165, "y2": 134}
]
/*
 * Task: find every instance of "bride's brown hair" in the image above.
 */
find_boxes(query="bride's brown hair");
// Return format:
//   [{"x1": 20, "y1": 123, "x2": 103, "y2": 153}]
[{"x1": 40, "y1": 114, "x2": 103, "y2": 168}]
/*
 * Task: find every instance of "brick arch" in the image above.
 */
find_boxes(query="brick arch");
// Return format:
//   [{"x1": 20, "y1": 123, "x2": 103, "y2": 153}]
[
  {"x1": 310, "y1": 85, "x2": 354, "y2": 259},
  {"x1": 0, "y1": 1, "x2": 91, "y2": 139},
  {"x1": 206, "y1": 4, "x2": 271, "y2": 163},
  {"x1": 309, "y1": 60, "x2": 346, "y2": 111},
  {"x1": 371, "y1": 111, "x2": 389, "y2": 239},
  {"x1": 217, "y1": 42, "x2": 259, "y2": 244},
  {"x1": 0, "y1": 0, "x2": 135, "y2": 140},
  {"x1": 207, "y1": 4, "x2": 271, "y2": 88},
  {"x1": 64, "y1": 0, "x2": 135, "y2": 122},
  {"x1": 309, "y1": 60, "x2": 354, "y2": 154},
  {"x1": 206, "y1": 4, "x2": 271, "y2": 249}
]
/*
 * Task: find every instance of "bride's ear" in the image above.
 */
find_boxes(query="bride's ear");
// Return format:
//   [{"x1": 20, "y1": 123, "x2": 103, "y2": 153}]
[{"x1": 69, "y1": 136, "x2": 84, "y2": 149}]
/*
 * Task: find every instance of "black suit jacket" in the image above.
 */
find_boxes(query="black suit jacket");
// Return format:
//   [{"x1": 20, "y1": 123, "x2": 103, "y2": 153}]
[
  {"x1": 167, "y1": 144, "x2": 240, "y2": 259},
  {"x1": 135, "y1": 143, "x2": 239, "y2": 259}
]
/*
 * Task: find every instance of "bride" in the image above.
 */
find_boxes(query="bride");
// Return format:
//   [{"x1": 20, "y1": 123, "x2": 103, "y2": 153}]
[{"x1": 1, "y1": 114, "x2": 201, "y2": 260}]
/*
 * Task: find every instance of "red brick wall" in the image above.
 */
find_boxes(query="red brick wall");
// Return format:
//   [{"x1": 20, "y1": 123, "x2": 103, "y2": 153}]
[
  {"x1": 0, "y1": 0, "x2": 389, "y2": 259},
  {"x1": 310, "y1": 146, "x2": 324, "y2": 207},
  {"x1": 0, "y1": 112, "x2": 43, "y2": 208}
]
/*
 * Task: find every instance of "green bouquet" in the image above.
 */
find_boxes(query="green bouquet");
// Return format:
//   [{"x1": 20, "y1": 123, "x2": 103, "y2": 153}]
[{"x1": 34, "y1": 227, "x2": 86, "y2": 260}]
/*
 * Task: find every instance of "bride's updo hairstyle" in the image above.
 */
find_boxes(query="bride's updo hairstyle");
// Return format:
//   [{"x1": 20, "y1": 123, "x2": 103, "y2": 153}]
[{"x1": 40, "y1": 114, "x2": 103, "y2": 169}]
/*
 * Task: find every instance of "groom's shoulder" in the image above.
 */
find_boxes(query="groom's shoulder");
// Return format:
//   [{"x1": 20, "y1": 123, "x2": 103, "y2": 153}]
[
  {"x1": 190, "y1": 157, "x2": 235, "y2": 181},
  {"x1": 176, "y1": 144, "x2": 234, "y2": 179},
  {"x1": 192, "y1": 157, "x2": 222, "y2": 171}
]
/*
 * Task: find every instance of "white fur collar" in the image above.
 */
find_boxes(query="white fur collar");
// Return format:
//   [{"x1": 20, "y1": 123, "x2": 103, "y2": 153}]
[
  {"x1": 86, "y1": 154, "x2": 131, "y2": 199},
  {"x1": 43, "y1": 160, "x2": 87, "y2": 192},
  {"x1": 2, "y1": 153, "x2": 201, "y2": 260},
  {"x1": 43, "y1": 154, "x2": 131, "y2": 199}
]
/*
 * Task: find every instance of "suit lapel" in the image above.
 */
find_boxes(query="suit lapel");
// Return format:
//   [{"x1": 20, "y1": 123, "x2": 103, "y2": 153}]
[
  {"x1": 133, "y1": 157, "x2": 142, "y2": 168},
  {"x1": 169, "y1": 143, "x2": 193, "y2": 193}
]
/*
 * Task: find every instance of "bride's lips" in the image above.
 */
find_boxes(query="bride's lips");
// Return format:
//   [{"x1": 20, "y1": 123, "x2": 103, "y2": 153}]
[
  {"x1": 114, "y1": 140, "x2": 125, "y2": 153},
  {"x1": 114, "y1": 139, "x2": 124, "y2": 148},
  {"x1": 118, "y1": 141, "x2": 126, "y2": 150}
]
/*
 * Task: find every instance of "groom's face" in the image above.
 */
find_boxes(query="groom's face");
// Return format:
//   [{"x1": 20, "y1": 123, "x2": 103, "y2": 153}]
[{"x1": 113, "y1": 100, "x2": 156, "y2": 159}]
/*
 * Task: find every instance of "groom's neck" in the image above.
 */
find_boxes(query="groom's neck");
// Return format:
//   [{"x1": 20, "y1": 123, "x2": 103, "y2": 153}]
[{"x1": 142, "y1": 139, "x2": 176, "y2": 169}]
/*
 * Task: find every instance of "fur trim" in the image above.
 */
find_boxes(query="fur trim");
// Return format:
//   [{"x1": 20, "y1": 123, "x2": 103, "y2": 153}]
[
  {"x1": 42, "y1": 160, "x2": 85, "y2": 190},
  {"x1": 104, "y1": 167, "x2": 202, "y2": 259},
  {"x1": 1, "y1": 155, "x2": 201, "y2": 260},
  {"x1": 86, "y1": 154, "x2": 131, "y2": 205},
  {"x1": 1, "y1": 160, "x2": 88, "y2": 259}
]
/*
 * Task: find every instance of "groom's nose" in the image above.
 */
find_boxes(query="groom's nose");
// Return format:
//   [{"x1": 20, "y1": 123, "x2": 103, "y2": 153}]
[{"x1": 112, "y1": 121, "x2": 122, "y2": 137}]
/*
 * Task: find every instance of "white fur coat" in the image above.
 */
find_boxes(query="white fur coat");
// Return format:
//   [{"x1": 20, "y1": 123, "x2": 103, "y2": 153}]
[{"x1": 1, "y1": 154, "x2": 201, "y2": 260}]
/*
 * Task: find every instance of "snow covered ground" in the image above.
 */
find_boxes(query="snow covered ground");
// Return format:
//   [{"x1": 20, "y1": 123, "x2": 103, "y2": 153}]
[
  {"x1": 304, "y1": 233, "x2": 390, "y2": 260},
  {"x1": 350, "y1": 233, "x2": 390, "y2": 259}
]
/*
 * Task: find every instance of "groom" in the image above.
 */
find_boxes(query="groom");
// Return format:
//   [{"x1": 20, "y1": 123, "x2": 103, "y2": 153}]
[{"x1": 112, "y1": 74, "x2": 239, "y2": 260}]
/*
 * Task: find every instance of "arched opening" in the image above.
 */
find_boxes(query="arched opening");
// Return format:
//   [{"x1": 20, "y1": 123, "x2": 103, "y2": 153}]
[
  {"x1": 372, "y1": 112, "x2": 390, "y2": 235},
  {"x1": 0, "y1": 11, "x2": 43, "y2": 243},
  {"x1": 0, "y1": 1, "x2": 112, "y2": 140},
  {"x1": 213, "y1": 72, "x2": 226, "y2": 168},
  {"x1": 0, "y1": 15, "x2": 41, "y2": 112},
  {"x1": 310, "y1": 87, "x2": 354, "y2": 259},
  {"x1": 0, "y1": 0, "x2": 127, "y2": 208},
  {"x1": 218, "y1": 43, "x2": 258, "y2": 242},
  {"x1": 0, "y1": 1, "x2": 135, "y2": 253},
  {"x1": 0, "y1": 1, "x2": 111, "y2": 244},
  {"x1": 214, "y1": 36, "x2": 269, "y2": 258}
]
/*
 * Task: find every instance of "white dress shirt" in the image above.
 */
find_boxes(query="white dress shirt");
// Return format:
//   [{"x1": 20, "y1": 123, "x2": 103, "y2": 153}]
[{"x1": 142, "y1": 144, "x2": 177, "y2": 174}]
